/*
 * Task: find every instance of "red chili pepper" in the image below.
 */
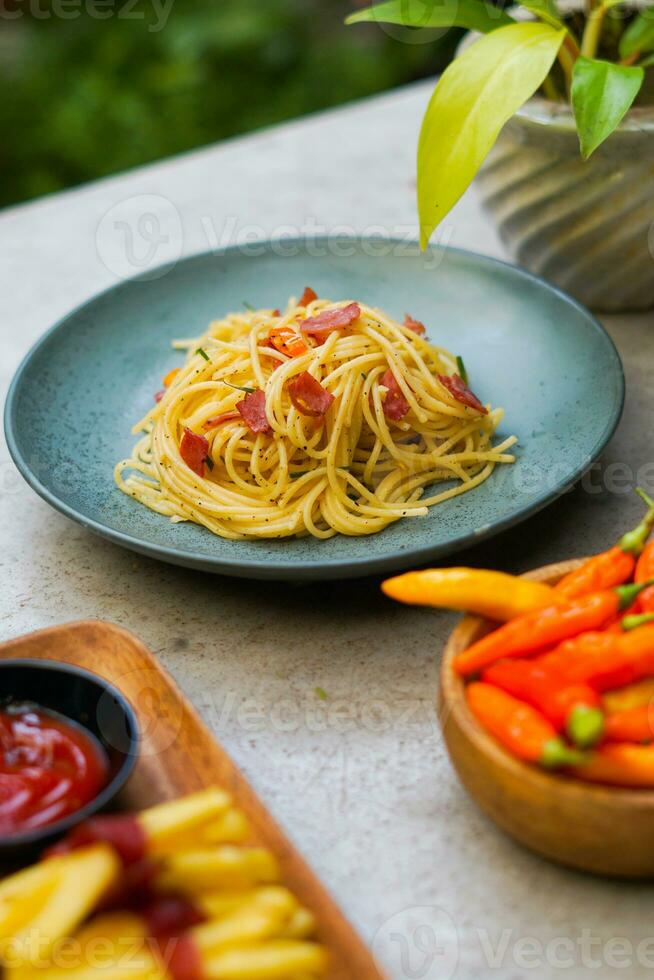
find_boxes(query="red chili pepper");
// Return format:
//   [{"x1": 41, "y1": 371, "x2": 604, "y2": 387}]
[
  {"x1": 483, "y1": 659, "x2": 604, "y2": 747},
  {"x1": 404, "y1": 314, "x2": 426, "y2": 335},
  {"x1": 298, "y1": 286, "x2": 318, "y2": 307},
  {"x1": 555, "y1": 489, "x2": 654, "y2": 599},
  {"x1": 267, "y1": 324, "x2": 308, "y2": 358},
  {"x1": 466, "y1": 683, "x2": 586, "y2": 768},
  {"x1": 180, "y1": 428, "x2": 209, "y2": 478},
  {"x1": 454, "y1": 582, "x2": 649, "y2": 677},
  {"x1": 603, "y1": 704, "x2": 654, "y2": 744}
]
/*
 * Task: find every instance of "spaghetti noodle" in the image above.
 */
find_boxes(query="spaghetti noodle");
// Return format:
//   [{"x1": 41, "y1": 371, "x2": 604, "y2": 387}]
[{"x1": 115, "y1": 293, "x2": 517, "y2": 540}]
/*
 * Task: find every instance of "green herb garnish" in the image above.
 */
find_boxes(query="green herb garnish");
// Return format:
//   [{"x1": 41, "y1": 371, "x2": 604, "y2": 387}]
[
  {"x1": 243, "y1": 300, "x2": 254, "y2": 311},
  {"x1": 314, "y1": 687, "x2": 328, "y2": 701},
  {"x1": 361, "y1": 372, "x2": 367, "y2": 380},
  {"x1": 205, "y1": 456, "x2": 214, "y2": 472},
  {"x1": 290, "y1": 470, "x2": 311, "y2": 480},
  {"x1": 223, "y1": 381, "x2": 256, "y2": 394},
  {"x1": 196, "y1": 347, "x2": 210, "y2": 362},
  {"x1": 456, "y1": 355, "x2": 468, "y2": 384}
]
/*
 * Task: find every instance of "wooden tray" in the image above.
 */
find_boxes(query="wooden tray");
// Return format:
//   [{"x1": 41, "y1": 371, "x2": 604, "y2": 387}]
[{"x1": 0, "y1": 620, "x2": 385, "y2": 979}]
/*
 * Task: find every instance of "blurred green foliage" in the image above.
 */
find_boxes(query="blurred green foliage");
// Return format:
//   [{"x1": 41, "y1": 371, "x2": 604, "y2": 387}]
[{"x1": 0, "y1": 0, "x2": 456, "y2": 208}]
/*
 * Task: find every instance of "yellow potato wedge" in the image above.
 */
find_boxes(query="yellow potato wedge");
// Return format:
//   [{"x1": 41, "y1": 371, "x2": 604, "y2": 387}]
[
  {"x1": 203, "y1": 940, "x2": 329, "y2": 979},
  {"x1": 3, "y1": 845, "x2": 120, "y2": 969},
  {"x1": 158, "y1": 847, "x2": 279, "y2": 893},
  {"x1": 141, "y1": 788, "x2": 231, "y2": 852},
  {"x1": 193, "y1": 888, "x2": 298, "y2": 952}
]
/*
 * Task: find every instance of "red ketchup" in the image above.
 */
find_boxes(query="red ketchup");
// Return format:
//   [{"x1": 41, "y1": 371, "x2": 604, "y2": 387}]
[{"x1": 0, "y1": 703, "x2": 108, "y2": 836}]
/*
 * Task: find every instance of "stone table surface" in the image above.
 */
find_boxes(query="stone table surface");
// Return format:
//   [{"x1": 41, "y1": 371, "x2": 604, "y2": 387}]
[{"x1": 2, "y1": 80, "x2": 654, "y2": 979}]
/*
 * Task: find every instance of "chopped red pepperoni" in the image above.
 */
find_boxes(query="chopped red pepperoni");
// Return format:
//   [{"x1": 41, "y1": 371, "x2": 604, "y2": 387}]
[
  {"x1": 154, "y1": 934, "x2": 204, "y2": 980},
  {"x1": 143, "y1": 896, "x2": 205, "y2": 937},
  {"x1": 376, "y1": 369, "x2": 410, "y2": 421},
  {"x1": 154, "y1": 390, "x2": 166, "y2": 403},
  {"x1": 298, "y1": 286, "x2": 318, "y2": 307},
  {"x1": 301, "y1": 302, "x2": 360, "y2": 340},
  {"x1": 237, "y1": 389, "x2": 271, "y2": 433},
  {"x1": 438, "y1": 373, "x2": 488, "y2": 414},
  {"x1": 271, "y1": 308, "x2": 281, "y2": 317},
  {"x1": 404, "y1": 314, "x2": 426, "y2": 335},
  {"x1": 180, "y1": 428, "x2": 210, "y2": 477},
  {"x1": 204, "y1": 411, "x2": 241, "y2": 429},
  {"x1": 45, "y1": 814, "x2": 148, "y2": 866},
  {"x1": 288, "y1": 371, "x2": 334, "y2": 418}
]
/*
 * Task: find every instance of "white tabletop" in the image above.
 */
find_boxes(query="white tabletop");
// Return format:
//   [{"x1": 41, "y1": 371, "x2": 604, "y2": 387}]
[{"x1": 2, "y1": 80, "x2": 654, "y2": 980}]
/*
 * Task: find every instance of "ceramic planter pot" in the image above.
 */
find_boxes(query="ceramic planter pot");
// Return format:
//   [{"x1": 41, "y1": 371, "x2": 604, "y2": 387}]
[{"x1": 476, "y1": 97, "x2": 654, "y2": 312}]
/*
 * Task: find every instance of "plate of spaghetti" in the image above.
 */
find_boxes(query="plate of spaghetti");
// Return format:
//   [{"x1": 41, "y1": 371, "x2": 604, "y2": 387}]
[{"x1": 5, "y1": 239, "x2": 623, "y2": 580}]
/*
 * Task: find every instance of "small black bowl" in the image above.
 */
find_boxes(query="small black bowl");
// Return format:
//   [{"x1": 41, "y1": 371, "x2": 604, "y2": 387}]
[{"x1": 0, "y1": 659, "x2": 139, "y2": 862}]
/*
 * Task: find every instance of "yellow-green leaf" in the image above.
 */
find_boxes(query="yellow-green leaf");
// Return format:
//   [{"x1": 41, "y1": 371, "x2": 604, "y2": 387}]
[
  {"x1": 515, "y1": 0, "x2": 565, "y2": 30},
  {"x1": 346, "y1": 0, "x2": 513, "y2": 33},
  {"x1": 571, "y1": 57, "x2": 644, "y2": 158},
  {"x1": 417, "y1": 22, "x2": 565, "y2": 248}
]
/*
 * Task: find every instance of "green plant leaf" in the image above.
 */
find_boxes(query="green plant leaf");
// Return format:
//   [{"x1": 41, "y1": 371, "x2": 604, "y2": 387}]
[
  {"x1": 571, "y1": 56, "x2": 644, "y2": 158},
  {"x1": 619, "y1": 11, "x2": 654, "y2": 58},
  {"x1": 641, "y1": 53, "x2": 654, "y2": 66},
  {"x1": 346, "y1": 0, "x2": 514, "y2": 34},
  {"x1": 515, "y1": 0, "x2": 565, "y2": 30},
  {"x1": 417, "y1": 22, "x2": 565, "y2": 247}
]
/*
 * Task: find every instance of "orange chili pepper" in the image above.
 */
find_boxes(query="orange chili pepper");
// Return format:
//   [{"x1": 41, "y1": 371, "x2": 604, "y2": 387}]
[
  {"x1": 454, "y1": 582, "x2": 648, "y2": 678},
  {"x1": 267, "y1": 325, "x2": 309, "y2": 358},
  {"x1": 298, "y1": 286, "x2": 318, "y2": 307},
  {"x1": 635, "y1": 537, "x2": 654, "y2": 613},
  {"x1": 572, "y1": 742, "x2": 654, "y2": 787},
  {"x1": 163, "y1": 368, "x2": 180, "y2": 388},
  {"x1": 466, "y1": 683, "x2": 585, "y2": 768},
  {"x1": 604, "y1": 705, "x2": 654, "y2": 744},
  {"x1": 483, "y1": 660, "x2": 604, "y2": 747},
  {"x1": 530, "y1": 615, "x2": 654, "y2": 693},
  {"x1": 382, "y1": 567, "x2": 562, "y2": 621},
  {"x1": 554, "y1": 488, "x2": 654, "y2": 599}
]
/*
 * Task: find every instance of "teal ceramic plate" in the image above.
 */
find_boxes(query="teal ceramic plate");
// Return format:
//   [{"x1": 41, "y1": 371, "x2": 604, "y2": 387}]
[{"x1": 5, "y1": 239, "x2": 623, "y2": 580}]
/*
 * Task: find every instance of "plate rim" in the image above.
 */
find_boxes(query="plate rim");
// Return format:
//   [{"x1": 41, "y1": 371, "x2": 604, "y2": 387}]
[{"x1": 3, "y1": 237, "x2": 625, "y2": 580}]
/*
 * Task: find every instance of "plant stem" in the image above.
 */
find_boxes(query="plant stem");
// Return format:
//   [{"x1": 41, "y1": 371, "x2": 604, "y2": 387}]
[
  {"x1": 557, "y1": 33, "x2": 581, "y2": 92},
  {"x1": 581, "y1": 3, "x2": 607, "y2": 58}
]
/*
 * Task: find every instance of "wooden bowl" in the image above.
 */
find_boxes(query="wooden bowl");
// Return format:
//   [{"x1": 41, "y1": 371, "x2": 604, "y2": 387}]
[{"x1": 439, "y1": 558, "x2": 654, "y2": 877}]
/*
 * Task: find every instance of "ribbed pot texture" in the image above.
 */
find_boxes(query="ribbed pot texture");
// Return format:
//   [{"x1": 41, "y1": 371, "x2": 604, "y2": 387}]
[{"x1": 476, "y1": 98, "x2": 654, "y2": 312}]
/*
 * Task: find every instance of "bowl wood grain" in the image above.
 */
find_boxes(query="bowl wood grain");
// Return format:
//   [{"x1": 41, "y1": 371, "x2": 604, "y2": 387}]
[{"x1": 439, "y1": 559, "x2": 654, "y2": 877}]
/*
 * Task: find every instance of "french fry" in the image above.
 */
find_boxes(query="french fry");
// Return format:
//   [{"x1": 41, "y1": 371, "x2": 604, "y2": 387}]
[
  {"x1": 280, "y1": 907, "x2": 317, "y2": 940},
  {"x1": 198, "y1": 888, "x2": 292, "y2": 922},
  {"x1": 192, "y1": 888, "x2": 297, "y2": 951},
  {"x1": 2, "y1": 845, "x2": 120, "y2": 969},
  {"x1": 158, "y1": 847, "x2": 279, "y2": 893},
  {"x1": 153, "y1": 809, "x2": 250, "y2": 856},
  {"x1": 203, "y1": 940, "x2": 329, "y2": 979},
  {"x1": 0, "y1": 861, "x2": 60, "y2": 936},
  {"x1": 141, "y1": 789, "x2": 232, "y2": 854}
]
